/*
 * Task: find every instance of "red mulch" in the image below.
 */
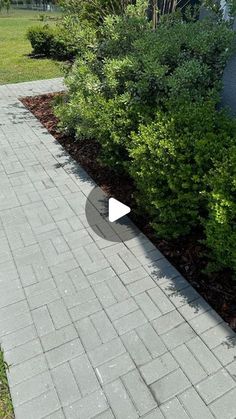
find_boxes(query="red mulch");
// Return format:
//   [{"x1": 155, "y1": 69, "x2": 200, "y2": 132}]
[{"x1": 21, "y1": 93, "x2": 236, "y2": 331}]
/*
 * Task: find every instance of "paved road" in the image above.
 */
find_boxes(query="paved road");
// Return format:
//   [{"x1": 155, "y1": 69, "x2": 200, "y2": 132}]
[{"x1": 0, "y1": 79, "x2": 236, "y2": 419}]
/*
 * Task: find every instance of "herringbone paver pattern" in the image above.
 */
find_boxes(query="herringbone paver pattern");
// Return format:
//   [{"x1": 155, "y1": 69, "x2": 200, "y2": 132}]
[{"x1": 0, "y1": 79, "x2": 236, "y2": 419}]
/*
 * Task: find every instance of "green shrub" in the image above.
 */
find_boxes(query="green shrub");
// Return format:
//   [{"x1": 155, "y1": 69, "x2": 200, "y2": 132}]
[
  {"x1": 129, "y1": 103, "x2": 236, "y2": 238},
  {"x1": 205, "y1": 146, "x2": 236, "y2": 274},
  {"x1": 27, "y1": 25, "x2": 55, "y2": 56},
  {"x1": 50, "y1": 17, "x2": 97, "y2": 60},
  {"x1": 98, "y1": 12, "x2": 150, "y2": 59},
  {"x1": 56, "y1": 13, "x2": 234, "y2": 168},
  {"x1": 27, "y1": 17, "x2": 97, "y2": 61},
  {"x1": 59, "y1": 0, "x2": 139, "y2": 25}
]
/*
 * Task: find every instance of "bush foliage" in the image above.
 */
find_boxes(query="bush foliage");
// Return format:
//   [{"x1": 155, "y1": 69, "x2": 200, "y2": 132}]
[
  {"x1": 59, "y1": 0, "x2": 137, "y2": 24},
  {"x1": 27, "y1": 25, "x2": 55, "y2": 56},
  {"x1": 54, "y1": 3, "x2": 236, "y2": 275},
  {"x1": 129, "y1": 103, "x2": 236, "y2": 237},
  {"x1": 205, "y1": 147, "x2": 236, "y2": 273},
  {"x1": 27, "y1": 17, "x2": 96, "y2": 60}
]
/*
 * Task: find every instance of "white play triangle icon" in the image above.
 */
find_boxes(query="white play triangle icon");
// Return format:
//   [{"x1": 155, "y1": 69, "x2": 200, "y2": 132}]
[{"x1": 108, "y1": 198, "x2": 131, "y2": 223}]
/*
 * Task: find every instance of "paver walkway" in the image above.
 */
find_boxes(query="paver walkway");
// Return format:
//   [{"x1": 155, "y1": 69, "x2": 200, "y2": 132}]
[{"x1": 0, "y1": 79, "x2": 236, "y2": 419}]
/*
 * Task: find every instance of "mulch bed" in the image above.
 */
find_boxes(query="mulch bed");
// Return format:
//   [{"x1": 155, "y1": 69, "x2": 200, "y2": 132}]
[{"x1": 21, "y1": 93, "x2": 236, "y2": 331}]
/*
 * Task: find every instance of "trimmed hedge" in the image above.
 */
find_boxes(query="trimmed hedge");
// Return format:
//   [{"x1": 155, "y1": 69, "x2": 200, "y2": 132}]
[
  {"x1": 27, "y1": 25, "x2": 55, "y2": 57},
  {"x1": 205, "y1": 146, "x2": 236, "y2": 273},
  {"x1": 129, "y1": 103, "x2": 236, "y2": 238},
  {"x1": 27, "y1": 18, "x2": 96, "y2": 60}
]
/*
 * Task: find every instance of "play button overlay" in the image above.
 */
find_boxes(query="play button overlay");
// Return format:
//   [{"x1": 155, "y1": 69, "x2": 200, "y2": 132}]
[
  {"x1": 85, "y1": 186, "x2": 139, "y2": 243},
  {"x1": 109, "y1": 198, "x2": 131, "y2": 222}
]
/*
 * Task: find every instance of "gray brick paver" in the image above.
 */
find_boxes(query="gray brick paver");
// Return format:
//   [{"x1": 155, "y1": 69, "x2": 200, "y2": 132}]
[
  {"x1": 213, "y1": 338, "x2": 236, "y2": 366},
  {"x1": 70, "y1": 353, "x2": 100, "y2": 396},
  {"x1": 152, "y1": 309, "x2": 184, "y2": 335},
  {"x1": 91, "y1": 310, "x2": 117, "y2": 343},
  {"x1": 53, "y1": 272, "x2": 77, "y2": 297},
  {"x1": 69, "y1": 298, "x2": 102, "y2": 322},
  {"x1": 64, "y1": 286, "x2": 96, "y2": 309},
  {"x1": 118, "y1": 248, "x2": 141, "y2": 270},
  {"x1": 178, "y1": 387, "x2": 215, "y2": 419},
  {"x1": 87, "y1": 267, "x2": 116, "y2": 285},
  {"x1": 167, "y1": 285, "x2": 200, "y2": 307},
  {"x1": 68, "y1": 267, "x2": 90, "y2": 292},
  {"x1": 209, "y1": 387, "x2": 236, "y2": 418},
  {"x1": 127, "y1": 275, "x2": 156, "y2": 296},
  {"x1": 172, "y1": 344, "x2": 207, "y2": 384},
  {"x1": 113, "y1": 309, "x2": 147, "y2": 335},
  {"x1": 46, "y1": 339, "x2": 84, "y2": 368},
  {"x1": 226, "y1": 359, "x2": 236, "y2": 380},
  {"x1": 24, "y1": 277, "x2": 56, "y2": 296},
  {"x1": 0, "y1": 311, "x2": 33, "y2": 339},
  {"x1": 14, "y1": 389, "x2": 61, "y2": 419},
  {"x1": 32, "y1": 306, "x2": 55, "y2": 337},
  {"x1": 195, "y1": 369, "x2": 235, "y2": 404},
  {"x1": 147, "y1": 286, "x2": 174, "y2": 314},
  {"x1": 7, "y1": 354, "x2": 48, "y2": 387},
  {"x1": 64, "y1": 389, "x2": 108, "y2": 419},
  {"x1": 106, "y1": 297, "x2": 138, "y2": 321},
  {"x1": 161, "y1": 322, "x2": 196, "y2": 350},
  {"x1": 121, "y1": 330, "x2": 152, "y2": 367},
  {"x1": 140, "y1": 352, "x2": 178, "y2": 385},
  {"x1": 135, "y1": 292, "x2": 162, "y2": 321},
  {"x1": 88, "y1": 337, "x2": 126, "y2": 368},
  {"x1": 160, "y1": 398, "x2": 190, "y2": 419},
  {"x1": 136, "y1": 323, "x2": 167, "y2": 358},
  {"x1": 28, "y1": 288, "x2": 61, "y2": 310},
  {"x1": 106, "y1": 254, "x2": 129, "y2": 275},
  {"x1": 186, "y1": 336, "x2": 221, "y2": 374},
  {"x1": 51, "y1": 362, "x2": 81, "y2": 407},
  {"x1": 45, "y1": 409, "x2": 65, "y2": 419},
  {"x1": 201, "y1": 322, "x2": 236, "y2": 349},
  {"x1": 95, "y1": 352, "x2": 135, "y2": 384},
  {"x1": 178, "y1": 296, "x2": 211, "y2": 321},
  {"x1": 150, "y1": 369, "x2": 191, "y2": 404},
  {"x1": 4, "y1": 338, "x2": 43, "y2": 366},
  {"x1": 189, "y1": 309, "x2": 223, "y2": 335},
  {"x1": 104, "y1": 275, "x2": 130, "y2": 301},
  {"x1": 0, "y1": 300, "x2": 28, "y2": 321},
  {"x1": 1, "y1": 324, "x2": 37, "y2": 352},
  {"x1": 119, "y1": 266, "x2": 148, "y2": 284},
  {"x1": 10, "y1": 370, "x2": 54, "y2": 407},
  {"x1": 103, "y1": 379, "x2": 138, "y2": 419},
  {"x1": 93, "y1": 282, "x2": 117, "y2": 308},
  {"x1": 76, "y1": 317, "x2": 102, "y2": 351},
  {"x1": 122, "y1": 369, "x2": 157, "y2": 415},
  {"x1": 48, "y1": 299, "x2": 72, "y2": 329},
  {"x1": 41, "y1": 324, "x2": 78, "y2": 352},
  {"x1": 95, "y1": 409, "x2": 115, "y2": 419},
  {"x1": 0, "y1": 79, "x2": 235, "y2": 419},
  {"x1": 141, "y1": 409, "x2": 165, "y2": 419}
]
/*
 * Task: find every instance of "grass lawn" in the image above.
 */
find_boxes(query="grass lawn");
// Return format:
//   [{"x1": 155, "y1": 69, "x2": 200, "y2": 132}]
[
  {"x1": 0, "y1": 9, "x2": 62, "y2": 84},
  {"x1": 0, "y1": 350, "x2": 14, "y2": 418}
]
